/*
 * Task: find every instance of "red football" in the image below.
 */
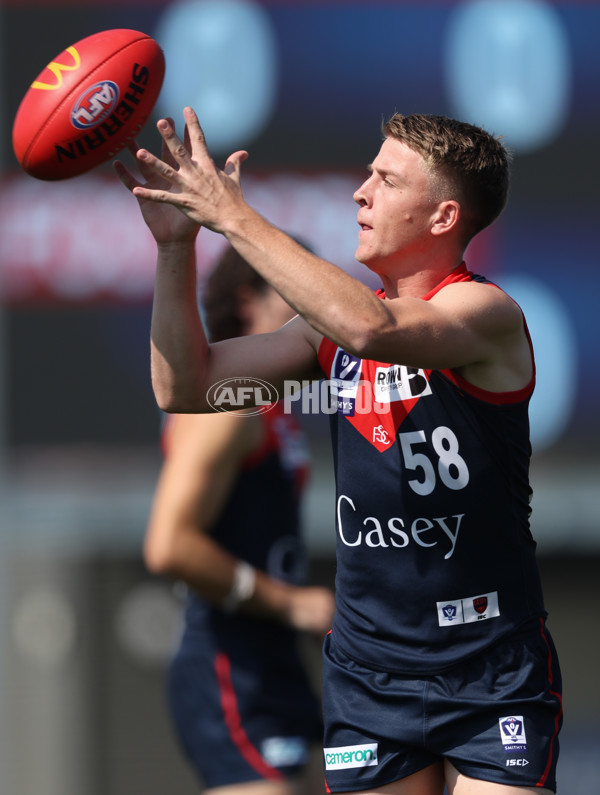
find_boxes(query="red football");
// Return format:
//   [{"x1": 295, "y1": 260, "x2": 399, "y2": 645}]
[{"x1": 12, "y1": 29, "x2": 165, "y2": 180}]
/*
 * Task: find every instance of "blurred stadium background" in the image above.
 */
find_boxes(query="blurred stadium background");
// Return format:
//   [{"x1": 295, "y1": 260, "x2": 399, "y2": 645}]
[{"x1": 0, "y1": 0, "x2": 598, "y2": 792}]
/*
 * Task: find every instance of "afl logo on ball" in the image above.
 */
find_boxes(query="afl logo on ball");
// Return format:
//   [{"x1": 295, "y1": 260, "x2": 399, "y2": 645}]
[{"x1": 71, "y1": 81, "x2": 119, "y2": 129}]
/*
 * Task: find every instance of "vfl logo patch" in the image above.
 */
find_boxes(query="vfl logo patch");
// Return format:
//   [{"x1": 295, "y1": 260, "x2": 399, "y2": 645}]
[
  {"x1": 437, "y1": 591, "x2": 500, "y2": 626},
  {"x1": 499, "y1": 716, "x2": 527, "y2": 753},
  {"x1": 330, "y1": 350, "x2": 362, "y2": 416},
  {"x1": 324, "y1": 743, "x2": 378, "y2": 770},
  {"x1": 441, "y1": 603, "x2": 459, "y2": 622}
]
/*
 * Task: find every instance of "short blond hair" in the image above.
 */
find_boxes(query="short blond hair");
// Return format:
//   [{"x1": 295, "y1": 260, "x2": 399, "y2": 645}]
[{"x1": 383, "y1": 113, "x2": 510, "y2": 244}]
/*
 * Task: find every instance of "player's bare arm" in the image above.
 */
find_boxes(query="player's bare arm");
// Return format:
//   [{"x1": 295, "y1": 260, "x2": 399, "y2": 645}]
[{"x1": 151, "y1": 305, "x2": 323, "y2": 414}]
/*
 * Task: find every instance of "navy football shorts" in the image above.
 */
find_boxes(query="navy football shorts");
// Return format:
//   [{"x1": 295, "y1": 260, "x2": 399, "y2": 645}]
[
  {"x1": 322, "y1": 620, "x2": 562, "y2": 793},
  {"x1": 167, "y1": 632, "x2": 323, "y2": 789}
]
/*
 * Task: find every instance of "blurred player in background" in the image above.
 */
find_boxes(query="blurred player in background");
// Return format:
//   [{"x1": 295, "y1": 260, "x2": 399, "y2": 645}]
[
  {"x1": 144, "y1": 244, "x2": 335, "y2": 794},
  {"x1": 117, "y1": 108, "x2": 563, "y2": 794}
]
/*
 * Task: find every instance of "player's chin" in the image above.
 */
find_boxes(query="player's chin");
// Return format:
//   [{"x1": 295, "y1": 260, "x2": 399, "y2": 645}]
[
  {"x1": 355, "y1": 247, "x2": 378, "y2": 271},
  {"x1": 355, "y1": 244, "x2": 370, "y2": 264}
]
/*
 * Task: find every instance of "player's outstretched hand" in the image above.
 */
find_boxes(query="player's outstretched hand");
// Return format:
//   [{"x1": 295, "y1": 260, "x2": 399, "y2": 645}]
[
  {"x1": 122, "y1": 106, "x2": 249, "y2": 235},
  {"x1": 114, "y1": 119, "x2": 200, "y2": 246}
]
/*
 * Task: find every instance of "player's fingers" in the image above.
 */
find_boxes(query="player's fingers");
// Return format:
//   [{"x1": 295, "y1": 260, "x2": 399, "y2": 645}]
[
  {"x1": 182, "y1": 106, "x2": 213, "y2": 164},
  {"x1": 113, "y1": 159, "x2": 140, "y2": 191},
  {"x1": 126, "y1": 139, "x2": 159, "y2": 182},
  {"x1": 136, "y1": 147, "x2": 185, "y2": 188},
  {"x1": 132, "y1": 185, "x2": 181, "y2": 205},
  {"x1": 224, "y1": 150, "x2": 249, "y2": 182},
  {"x1": 155, "y1": 117, "x2": 195, "y2": 170},
  {"x1": 161, "y1": 118, "x2": 180, "y2": 169}
]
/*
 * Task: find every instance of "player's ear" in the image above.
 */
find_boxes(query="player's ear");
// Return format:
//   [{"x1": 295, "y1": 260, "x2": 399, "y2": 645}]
[{"x1": 431, "y1": 200, "x2": 460, "y2": 236}]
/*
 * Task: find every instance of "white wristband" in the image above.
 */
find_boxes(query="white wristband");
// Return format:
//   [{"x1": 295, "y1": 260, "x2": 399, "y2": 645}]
[{"x1": 221, "y1": 562, "x2": 256, "y2": 613}]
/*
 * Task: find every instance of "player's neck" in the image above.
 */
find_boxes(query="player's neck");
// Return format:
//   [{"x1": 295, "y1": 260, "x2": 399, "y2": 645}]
[{"x1": 380, "y1": 257, "x2": 463, "y2": 299}]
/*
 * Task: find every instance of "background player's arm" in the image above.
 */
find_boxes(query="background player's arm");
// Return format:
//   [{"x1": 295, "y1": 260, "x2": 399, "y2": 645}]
[{"x1": 144, "y1": 411, "x2": 335, "y2": 633}]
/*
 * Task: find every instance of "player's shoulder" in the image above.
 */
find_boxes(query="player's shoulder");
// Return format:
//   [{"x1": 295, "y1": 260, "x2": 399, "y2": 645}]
[
  {"x1": 434, "y1": 277, "x2": 525, "y2": 338},
  {"x1": 435, "y1": 275, "x2": 520, "y2": 312}
]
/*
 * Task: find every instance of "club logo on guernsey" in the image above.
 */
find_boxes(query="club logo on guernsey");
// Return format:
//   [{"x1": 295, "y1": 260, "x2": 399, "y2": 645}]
[
  {"x1": 373, "y1": 425, "x2": 392, "y2": 445},
  {"x1": 324, "y1": 743, "x2": 378, "y2": 770},
  {"x1": 473, "y1": 596, "x2": 488, "y2": 614}
]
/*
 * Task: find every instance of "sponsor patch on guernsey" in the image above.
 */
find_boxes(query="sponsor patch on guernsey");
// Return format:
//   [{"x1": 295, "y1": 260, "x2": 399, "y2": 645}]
[
  {"x1": 324, "y1": 743, "x2": 379, "y2": 770},
  {"x1": 437, "y1": 590, "x2": 500, "y2": 626}
]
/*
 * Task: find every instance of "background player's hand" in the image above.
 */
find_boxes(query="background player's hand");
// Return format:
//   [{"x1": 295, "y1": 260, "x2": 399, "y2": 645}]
[
  {"x1": 122, "y1": 106, "x2": 249, "y2": 234},
  {"x1": 285, "y1": 586, "x2": 336, "y2": 637},
  {"x1": 114, "y1": 124, "x2": 200, "y2": 246}
]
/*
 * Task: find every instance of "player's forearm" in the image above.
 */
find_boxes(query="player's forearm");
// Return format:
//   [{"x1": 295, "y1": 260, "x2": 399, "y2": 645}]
[
  {"x1": 151, "y1": 240, "x2": 211, "y2": 412},
  {"x1": 222, "y1": 208, "x2": 390, "y2": 357},
  {"x1": 147, "y1": 526, "x2": 300, "y2": 624}
]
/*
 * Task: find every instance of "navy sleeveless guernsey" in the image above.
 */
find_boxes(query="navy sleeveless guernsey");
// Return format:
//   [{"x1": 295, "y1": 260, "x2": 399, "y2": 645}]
[{"x1": 317, "y1": 263, "x2": 547, "y2": 675}]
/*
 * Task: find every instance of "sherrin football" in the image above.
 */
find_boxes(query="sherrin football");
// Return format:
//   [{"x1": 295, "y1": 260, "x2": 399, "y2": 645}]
[{"x1": 12, "y1": 29, "x2": 165, "y2": 180}]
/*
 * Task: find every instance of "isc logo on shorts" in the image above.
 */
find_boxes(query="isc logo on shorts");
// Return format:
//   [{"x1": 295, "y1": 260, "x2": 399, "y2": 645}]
[{"x1": 324, "y1": 743, "x2": 378, "y2": 770}]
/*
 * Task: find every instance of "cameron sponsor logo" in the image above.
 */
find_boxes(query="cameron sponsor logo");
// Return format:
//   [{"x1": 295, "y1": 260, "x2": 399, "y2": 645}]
[
  {"x1": 206, "y1": 377, "x2": 278, "y2": 414},
  {"x1": 324, "y1": 743, "x2": 378, "y2": 770}
]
